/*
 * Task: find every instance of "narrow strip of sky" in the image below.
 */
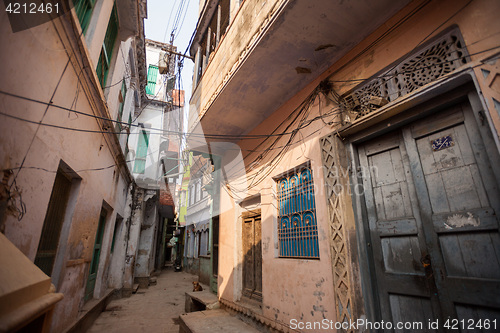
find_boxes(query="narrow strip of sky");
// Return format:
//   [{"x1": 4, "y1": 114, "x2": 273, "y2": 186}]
[{"x1": 144, "y1": 0, "x2": 199, "y2": 128}]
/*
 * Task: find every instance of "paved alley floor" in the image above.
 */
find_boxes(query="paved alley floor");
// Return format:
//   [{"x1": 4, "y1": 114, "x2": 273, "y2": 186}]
[{"x1": 87, "y1": 268, "x2": 200, "y2": 333}]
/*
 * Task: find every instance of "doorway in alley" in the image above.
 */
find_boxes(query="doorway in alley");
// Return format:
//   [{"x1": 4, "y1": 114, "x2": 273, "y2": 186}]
[
  {"x1": 85, "y1": 208, "x2": 107, "y2": 301},
  {"x1": 242, "y1": 209, "x2": 263, "y2": 302},
  {"x1": 356, "y1": 98, "x2": 500, "y2": 327}
]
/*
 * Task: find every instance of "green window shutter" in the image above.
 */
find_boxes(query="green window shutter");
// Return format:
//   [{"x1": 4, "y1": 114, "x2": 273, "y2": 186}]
[
  {"x1": 97, "y1": 4, "x2": 119, "y2": 88},
  {"x1": 145, "y1": 65, "x2": 159, "y2": 95},
  {"x1": 133, "y1": 130, "x2": 150, "y2": 174},
  {"x1": 73, "y1": 0, "x2": 95, "y2": 34}
]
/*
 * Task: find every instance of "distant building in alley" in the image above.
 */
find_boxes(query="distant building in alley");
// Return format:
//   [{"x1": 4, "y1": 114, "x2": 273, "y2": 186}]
[
  {"x1": 0, "y1": 1, "x2": 184, "y2": 332},
  {"x1": 127, "y1": 38, "x2": 185, "y2": 287},
  {"x1": 187, "y1": 0, "x2": 500, "y2": 331},
  {"x1": 179, "y1": 152, "x2": 215, "y2": 289}
]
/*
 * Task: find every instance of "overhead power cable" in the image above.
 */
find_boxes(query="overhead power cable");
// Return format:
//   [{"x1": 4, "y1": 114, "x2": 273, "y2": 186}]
[{"x1": 0, "y1": 44, "x2": 498, "y2": 138}]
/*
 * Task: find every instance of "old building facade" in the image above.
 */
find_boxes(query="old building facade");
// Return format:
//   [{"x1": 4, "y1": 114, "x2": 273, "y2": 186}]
[
  {"x1": 180, "y1": 152, "x2": 215, "y2": 287},
  {"x1": 0, "y1": 1, "x2": 186, "y2": 332},
  {"x1": 188, "y1": 0, "x2": 500, "y2": 331}
]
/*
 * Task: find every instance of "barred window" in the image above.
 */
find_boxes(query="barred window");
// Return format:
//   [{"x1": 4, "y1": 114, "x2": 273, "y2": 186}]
[{"x1": 276, "y1": 165, "x2": 319, "y2": 258}]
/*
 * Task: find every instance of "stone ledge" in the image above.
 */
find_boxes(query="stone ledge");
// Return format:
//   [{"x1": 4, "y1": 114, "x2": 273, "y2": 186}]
[
  {"x1": 63, "y1": 289, "x2": 114, "y2": 333},
  {"x1": 219, "y1": 298, "x2": 299, "y2": 333},
  {"x1": 185, "y1": 289, "x2": 219, "y2": 312},
  {"x1": 179, "y1": 309, "x2": 261, "y2": 333}
]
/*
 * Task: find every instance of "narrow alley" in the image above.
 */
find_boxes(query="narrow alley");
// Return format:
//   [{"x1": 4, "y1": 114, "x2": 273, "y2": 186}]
[
  {"x1": 1, "y1": 0, "x2": 500, "y2": 332},
  {"x1": 87, "y1": 268, "x2": 196, "y2": 333}
]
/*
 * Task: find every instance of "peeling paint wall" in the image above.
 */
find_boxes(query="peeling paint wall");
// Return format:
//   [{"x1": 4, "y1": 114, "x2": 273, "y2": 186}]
[
  {"x1": 134, "y1": 190, "x2": 159, "y2": 280},
  {"x1": 0, "y1": 2, "x2": 142, "y2": 332}
]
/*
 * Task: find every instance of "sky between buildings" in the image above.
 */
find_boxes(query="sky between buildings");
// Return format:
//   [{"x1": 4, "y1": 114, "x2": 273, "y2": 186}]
[{"x1": 144, "y1": 0, "x2": 199, "y2": 134}]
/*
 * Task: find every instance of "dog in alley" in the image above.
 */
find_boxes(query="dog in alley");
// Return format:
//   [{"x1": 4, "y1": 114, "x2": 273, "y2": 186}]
[{"x1": 192, "y1": 281, "x2": 203, "y2": 292}]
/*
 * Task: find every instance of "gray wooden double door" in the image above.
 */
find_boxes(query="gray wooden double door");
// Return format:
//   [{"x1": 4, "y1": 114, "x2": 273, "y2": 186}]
[{"x1": 358, "y1": 102, "x2": 500, "y2": 331}]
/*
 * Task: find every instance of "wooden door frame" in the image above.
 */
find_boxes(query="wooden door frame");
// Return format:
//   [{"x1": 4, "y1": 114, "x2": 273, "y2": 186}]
[
  {"x1": 341, "y1": 71, "x2": 500, "y2": 324},
  {"x1": 241, "y1": 209, "x2": 263, "y2": 302}
]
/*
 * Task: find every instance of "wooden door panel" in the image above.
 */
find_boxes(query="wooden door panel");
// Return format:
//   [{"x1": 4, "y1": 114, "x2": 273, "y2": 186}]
[
  {"x1": 389, "y1": 294, "x2": 437, "y2": 333},
  {"x1": 383, "y1": 273, "x2": 430, "y2": 296},
  {"x1": 410, "y1": 105, "x2": 465, "y2": 139},
  {"x1": 440, "y1": 166, "x2": 483, "y2": 210},
  {"x1": 416, "y1": 124, "x2": 490, "y2": 212},
  {"x1": 368, "y1": 148, "x2": 413, "y2": 221},
  {"x1": 440, "y1": 232, "x2": 500, "y2": 279},
  {"x1": 381, "y1": 236, "x2": 424, "y2": 275},
  {"x1": 432, "y1": 207, "x2": 497, "y2": 233},
  {"x1": 242, "y1": 217, "x2": 255, "y2": 296},
  {"x1": 413, "y1": 113, "x2": 500, "y2": 302},
  {"x1": 455, "y1": 304, "x2": 500, "y2": 331},
  {"x1": 242, "y1": 210, "x2": 262, "y2": 301},
  {"x1": 447, "y1": 278, "x2": 500, "y2": 308},
  {"x1": 254, "y1": 214, "x2": 263, "y2": 297},
  {"x1": 359, "y1": 135, "x2": 436, "y2": 324},
  {"x1": 358, "y1": 101, "x2": 500, "y2": 326},
  {"x1": 376, "y1": 218, "x2": 418, "y2": 236}
]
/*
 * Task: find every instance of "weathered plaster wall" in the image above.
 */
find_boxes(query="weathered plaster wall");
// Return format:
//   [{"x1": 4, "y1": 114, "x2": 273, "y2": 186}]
[
  {"x1": 134, "y1": 190, "x2": 159, "y2": 280},
  {"x1": 108, "y1": 184, "x2": 134, "y2": 290},
  {"x1": 124, "y1": 187, "x2": 145, "y2": 290},
  {"x1": 0, "y1": 5, "x2": 134, "y2": 332},
  {"x1": 199, "y1": 255, "x2": 211, "y2": 285}
]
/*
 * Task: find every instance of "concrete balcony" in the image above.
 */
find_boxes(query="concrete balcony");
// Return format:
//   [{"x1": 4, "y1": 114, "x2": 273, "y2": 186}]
[{"x1": 188, "y1": 0, "x2": 412, "y2": 146}]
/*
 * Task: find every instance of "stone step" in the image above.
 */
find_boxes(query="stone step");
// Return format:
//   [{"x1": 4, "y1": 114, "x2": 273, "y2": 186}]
[
  {"x1": 179, "y1": 309, "x2": 261, "y2": 333},
  {"x1": 185, "y1": 290, "x2": 219, "y2": 312}
]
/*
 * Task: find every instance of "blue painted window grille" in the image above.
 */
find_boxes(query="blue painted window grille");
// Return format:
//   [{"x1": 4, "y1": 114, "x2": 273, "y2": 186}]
[{"x1": 277, "y1": 166, "x2": 319, "y2": 258}]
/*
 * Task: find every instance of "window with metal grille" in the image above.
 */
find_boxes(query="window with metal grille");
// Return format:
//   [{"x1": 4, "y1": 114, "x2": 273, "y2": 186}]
[
  {"x1": 276, "y1": 165, "x2": 319, "y2": 258},
  {"x1": 146, "y1": 65, "x2": 159, "y2": 95},
  {"x1": 96, "y1": 4, "x2": 118, "y2": 88},
  {"x1": 73, "y1": 0, "x2": 95, "y2": 34},
  {"x1": 133, "y1": 130, "x2": 149, "y2": 174}
]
